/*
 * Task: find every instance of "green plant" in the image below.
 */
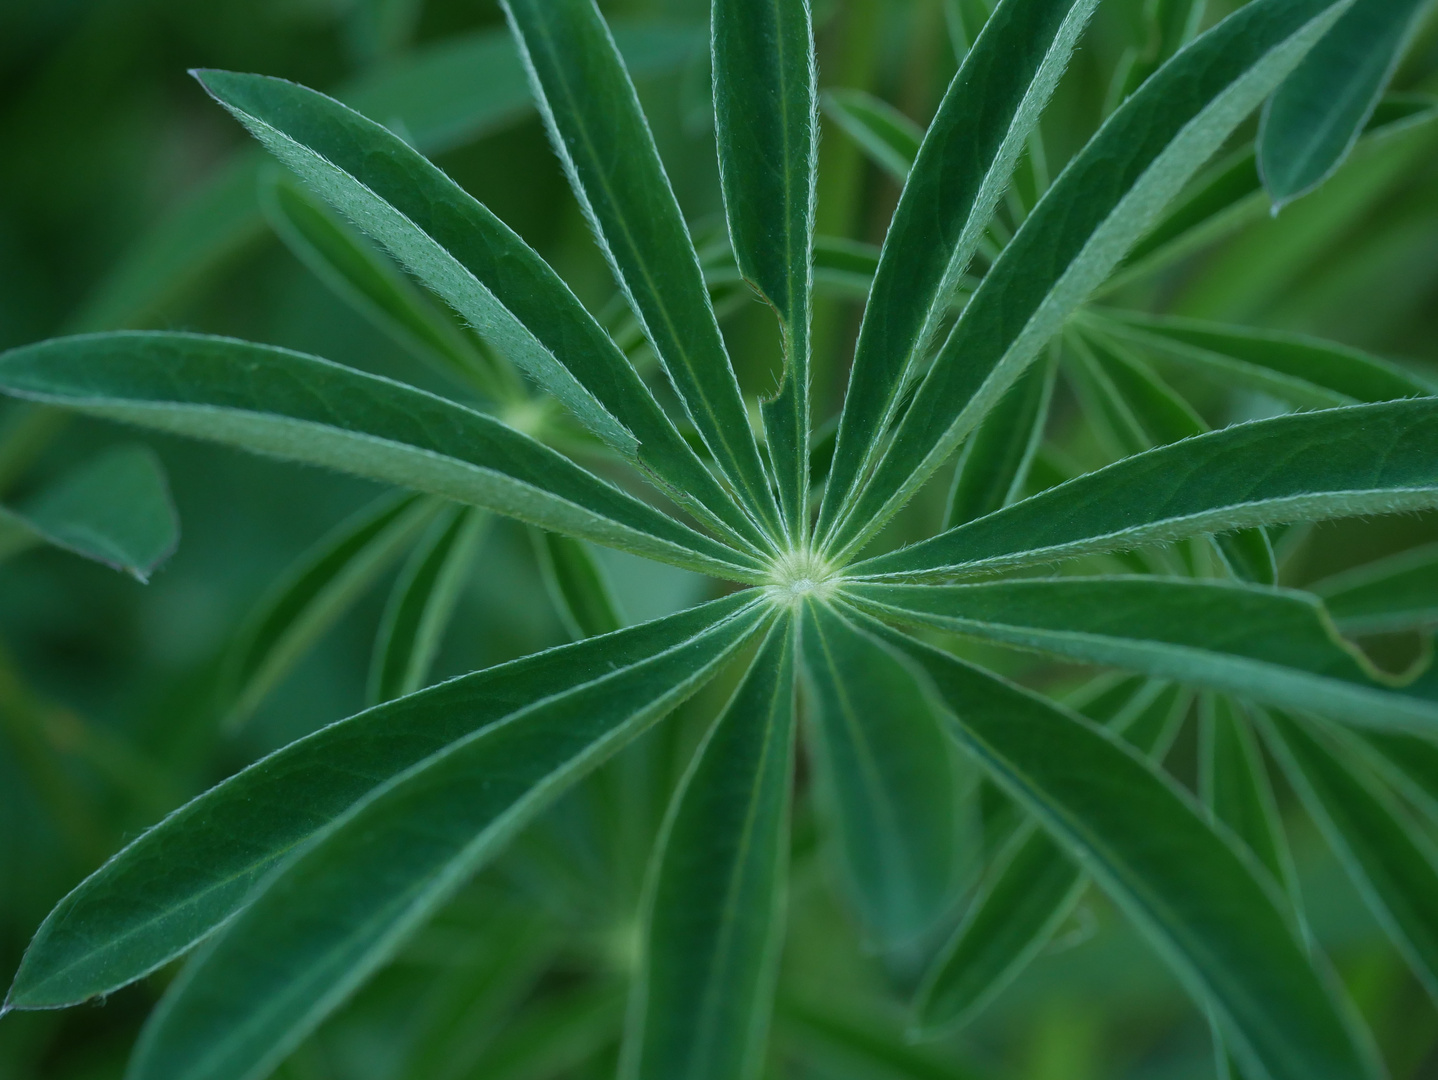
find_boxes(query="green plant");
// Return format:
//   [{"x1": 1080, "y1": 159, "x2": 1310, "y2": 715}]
[{"x1": 3, "y1": 0, "x2": 1438, "y2": 1077}]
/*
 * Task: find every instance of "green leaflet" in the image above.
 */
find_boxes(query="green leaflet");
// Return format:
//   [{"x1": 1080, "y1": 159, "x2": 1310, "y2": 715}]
[
  {"x1": 503, "y1": 0, "x2": 782, "y2": 538},
  {"x1": 1262, "y1": 710, "x2": 1438, "y2": 1001},
  {"x1": 825, "y1": 0, "x2": 1356, "y2": 557},
  {"x1": 1103, "y1": 94, "x2": 1438, "y2": 292},
  {"x1": 368, "y1": 506, "x2": 489, "y2": 704},
  {"x1": 1085, "y1": 308, "x2": 1433, "y2": 407},
  {"x1": 1200, "y1": 697, "x2": 1297, "y2": 900},
  {"x1": 817, "y1": 0, "x2": 1099, "y2": 542},
  {"x1": 820, "y1": 89, "x2": 922, "y2": 183},
  {"x1": 3, "y1": 593, "x2": 756, "y2": 1011},
  {"x1": 0, "y1": 333, "x2": 764, "y2": 581},
  {"x1": 532, "y1": 530, "x2": 624, "y2": 640},
  {"x1": 912, "y1": 681, "x2": 1188, "y2": 1037},
  {"x1": 1259, "y1": 0, "x2": 1431, "y2": 206},
  {"x1": 945, "y1": 351, "x2": 1055, "y2": 529},
  {"x1": 0, "y1": 445, "x2": 178, "y2": 581},
  {"x1": 800, "y1": 604, "x2": 971, "y2": 948},
  {"x1": 845, "y1": 577, "x2": 1438, "y2": 733},
  {"x1": 855, "y1": 400, "x2": 1438, "y2": 578},
  {"x1": 194, "y1": 68, "x2": 767, "y2": 555},
  {"x1": 714, "y1": 0, "x2": 818, "y2": 536},
  {"x1": 125, "y1": 602, "x2": 767, "y2": 1080},
  {"x1": 854, "y1": 613, "x2": 1379, "y2": 1080},
  {"x1": 260, "y1": 172, "x2": 504, "y2": 397},
  {"x1": 75, "y1": 21, "x2": 704, "y2": 332},
  {"x1": 228, "y1": 492, "x2": 439, "y2": 725},
  {"x1": 778, "y1": 996, "x2": 986, "y2": 1080},
  {"x1": 1311, "y1": 542, "x2": 1438, "y2": 633},
  {"x1": 622, "y1": 620, "x2": 795, "y2": 1080}
]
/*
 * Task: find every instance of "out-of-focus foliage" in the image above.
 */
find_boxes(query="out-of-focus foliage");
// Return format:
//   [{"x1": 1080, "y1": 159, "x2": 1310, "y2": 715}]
[{"x1": 1, "y1": 0, "x2": 1438, "y2": 1078}]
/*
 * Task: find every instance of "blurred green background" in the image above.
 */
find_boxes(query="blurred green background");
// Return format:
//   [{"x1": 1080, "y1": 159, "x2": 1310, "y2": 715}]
[{"x1": 4, "y1": 0, "x2": 1438, "y2": 1077}]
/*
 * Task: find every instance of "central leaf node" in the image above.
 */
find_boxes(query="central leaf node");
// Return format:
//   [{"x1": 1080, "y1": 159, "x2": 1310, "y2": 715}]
[{"x1": 765, "y1": 548, "x2": 839, "y2": 605}]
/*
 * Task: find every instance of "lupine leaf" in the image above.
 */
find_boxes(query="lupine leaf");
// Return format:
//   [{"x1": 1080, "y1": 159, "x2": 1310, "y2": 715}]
[
  {"x1": 913, "y1": 680, "x2": 1188, "y2": 1037},
  {"x1": 4, "y1": 594, "x2": 759, "y2": 1011},
  {"x1": 1259, "y1": 0, "x2": 1431, "y2": 206},
  {"x1": 856, "y1": 400, "x2": 1438, "y2": 578},
  {"x1": 532, "y1": 530, "x2": 624, "y2": 640},
  {"x1": 0, "y1": 445, "x2": 178, "y2": 581},
  {"x1": 124, "y1": 602, "x2": 766, "y2": 1080},
  {"x1": 368, "y1": 506, "x2": 488, "y2": 704},
  {"x1": 714, "y1": 0, "x2": 818, "y2": 537},
  {"x1": 193, "y1": 68, "x2": 767, "y2": 555},
  {"x1": 622, "y1": 619, "x2": 794, "y2": 1080},
  {"x1": 0, "y1": 333, "x2": 764, "y2": 581},
  {"x1": 825, "y1": 0, "x2": 1357, "y2": 557},
  {"x1": 820, "y1": 89, "x2": 923, "y2": 182},
  {"x1": 816, "y1": 0, "x2": 1100, "y2": 541},
  {"x1": 502, "y1": 0, "x2": 782, "y2": 537},
  {"x1": 1200, "y1": 696, "x2": 1296, "y2": 896},
  {"x1": 854, "y1": 613, "x2": 1379, "y2": 1080},
  {"x1": 845, "y1": 577, "x2": 1438, "y2": 732},
  {"x1": 778, "y1": 996, "x2": 985, "y2": 1080},
  {"x1": 1262, "y1": 709, "x2": 1438, "y2": 1000},
  {"x1": 1311, "y1": 542, "x2": 1438, "y2": 633},
  {"x1": 800, "y1": 603, "x2": 970, "y2": 947},
  {"x1": 945, "y1": 352, "x2": 1055, "y2": 529},
  {"x1": 260, "y1": 172, "x2": 502, "y2": 396},
  {"x1": 1086, "y1": 309, "x2": 1432, "y2": 407},
  {"x1": 228, "y1": 492, "x2": 439, "y2": 724}
]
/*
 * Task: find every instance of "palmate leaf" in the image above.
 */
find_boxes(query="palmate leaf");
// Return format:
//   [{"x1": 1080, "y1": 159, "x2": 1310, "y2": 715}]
[
  {"x1": 531, "y1": 530, "x2": 624, "y2": 640},
  {"x1": 857, "y1": 400, "x2": 1438, "y2": 578},
  {"x1": 713, "y1": 0, "x2": 818, "y2": 536},
  {"x1": 824, "y1": 0, "x2": 1358, "y2": 557},
  {"x1": 801, "y1": 602, "x2": 971, "y2": 948},
  {"x1": 622, "y1": 620, "x2": 795, "y2": 1080},
  {"x1": 502, "y1": 0, "x2": 783, "y2": 539},
  {"x1": 0, "y1": 444, "x2": 178, "y2": 581},
  {"x1": 1259, "y1": 0, "x2": 1431, "y2": 206},
  {"x1": 4, "y1": 594, "x2": 758, "y2": 1012},
  {"x1": 843, "y1": 609, "x2": 1380, "y2": 1080},
  {"x1": 0, "y1": 333, "x2": 764, "y2": 582},
  {"x1": 846, "y1": 577, "x2": 1438, "y2": 732},
  {"x1": 1262, "y1": 710, "x2": 1438, "y2": 1000},
  {"x1": 193, "y1": 68, "x2": 767, "y2": 555},
  {"x1": 816, "y1": 0, "x2": 1100, "y2": 541},
  {"x1": 819, "y1": 89, "x2": 922, "y2": 184},
  {"x1": 369, "y1": 506, "x2": 489, "y2": 704},
  {"x1": 1311, "y1": 542, "x2": 1438, "y2": 633}
]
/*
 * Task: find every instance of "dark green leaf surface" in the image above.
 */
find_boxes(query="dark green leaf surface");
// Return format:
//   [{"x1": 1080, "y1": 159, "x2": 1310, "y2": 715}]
[
  {"x1": 1263, "y1": 710, "x2": 1438, "y2": 1000},
  {"x1": 0, "y1": 333, "x2": 764, "y2": 580},
  {"x1": 228, "y1": 492, "x2": 438, "y2": 724},
  {"x1": 945, "y1": 352, "x2": 1055, "y2": 529},
  {"x1": 1259, "y1": 0, "x2": 1431, "y2": 205},
  {"x1": 820, "y1": 89, "x2": 922, "y2": 182},
  {"x1": 846, "y1": 578, "x2": 1438, "y2": 732},
  {"x1": 1200, "y1": 697, "x2": 1295, "y2": 895},
  {"x1": 194, "y1": 68, "x2": 767, "y2": 554},
  {"x1": 826, "y1": 0, "x2": 1356, "y2": 556},
  {"x1": 714, "y1": 0, "x2": 818, "y2": 536},
  {"x1": 368, "y1": 506, "x2": 488, "y2": 704},
  {"x1": 801, "y1": 603, "x2": 968, "y2": 947},
  {"x1": 4, "y1": 595, "x2": 758, "y2": 1012},
  {"x1": 503, "y1": 0, "x2": 781, "y2": 537},
  {"x1": 857, "y1": 614, "x2": 1379, "y2": 1080},
  {"x1": 260, "y1": 172, "x2": 502, "y2": 396},
  {"x1": 532, "y1": 530, "x2": 624, "y2": 640},
  {"x1": 0, "y1": 445, "x2": 178, "y2": 581},
  {"x1": 126, "y1": 601, "x2": 767, "y2": 1080},
  {"x1": 623, "y1": 620, "x2": 794, "y2": 1080},
  {"x1": 1311, "y1": 541, "x2": 1438, "y2": 633},
  {"x1": 1088, "y1": 309, "x2": 1432, "y2": 407},
  {"x1": 817, "y1": 0, "x2": 1099, "y2": 540},
  {"x1": 857, "y1": 400, "x2": 1438, "y2": 578}
]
